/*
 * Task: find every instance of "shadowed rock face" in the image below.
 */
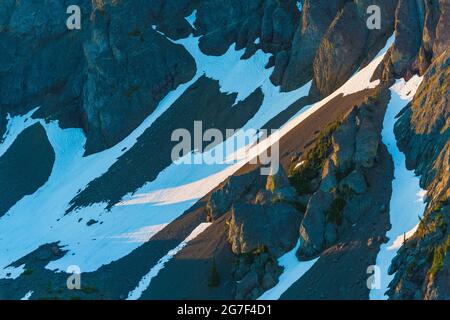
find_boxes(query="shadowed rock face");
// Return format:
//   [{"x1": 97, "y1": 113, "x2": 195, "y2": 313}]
[
  {"x1": 433, "y1": 0, "x2": 450, "y2": 58},
  {"x1": 311, "y1": 2, "x2": 368, "y2": 98},
  {"x1": 279, "y1": 0, "x2": 345, "y2": 92},
  {"x1": 390, "y1": 0, "x2": 423, "y2": 78},
  {"x1": 0, "y1": 0, "x2": 89, "y2": 127},
  {"x1": 0, "y1": 0, "x2": 448, "y2": 301},
  {"x1": 194, "y1": 0, "x2": 300, "y2": 57},
  {"x1": 378, "y1": 0, "x2": 449, "y2": 81},
  {"x1": 0, "y1": 123, "x2": 55, "y2": 217},
  {"x1": 310, "y1": 0, "x2": 397, "y2": 98},
  {"x1": 82, "y1": 2, "x2": 197, "y2": 154},
  {"x1": 228, "y1": 202, "x2": 301, "y2": 258},
  {"x1": 0, "y1": 0, "x2": 197, "y2": 154},
  {"x1": 294, "y1": 91, "x2": 390, "y2": 260}
]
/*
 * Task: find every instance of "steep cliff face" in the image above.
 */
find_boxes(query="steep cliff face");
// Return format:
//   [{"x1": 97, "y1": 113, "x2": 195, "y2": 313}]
[
  {"x1": 387, "y1": 50, "x2": 449, "y2": 301},
  {"x1": 0, "y1": 0, "x2": 197, "y2": 154},
  {"x1": 0, "y1": 0, "x2": 89, "y2": 131},
  {"x1": 310, "y1": 0, "x2": 397, "y2": 98},
  {"x1": 377, "y1": 0, "x2": 449, "y2": 81},
  {"x1": 0, "y1": 0, "x2": 404, "y2": 152},
  {"x1": 0, "y1": 0, "x2": 448, "y2": 301}
]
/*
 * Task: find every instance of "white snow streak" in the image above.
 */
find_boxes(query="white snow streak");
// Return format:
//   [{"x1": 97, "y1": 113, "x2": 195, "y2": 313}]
[
  {"x1": 370, "y1": 75, "x2": 426, "y2": 300},
  {"x1": 258, "y1": 241, "x2": 319, "y2": 300},
  {"x1": 127, "y1": 223, "x2": 211, "y2": 300},
  {"x1": 185, "y1": 10, "x2": 197, "y2": 30},
  {"x1": 20, "y1": 291, "x2": 33, "y2": 300},
  {"x1": 0, "y1": 264, "x2": 25, "y2": 280},
  {"x1": 0, "y1": 108, "x2": 39, "y2": 158}
]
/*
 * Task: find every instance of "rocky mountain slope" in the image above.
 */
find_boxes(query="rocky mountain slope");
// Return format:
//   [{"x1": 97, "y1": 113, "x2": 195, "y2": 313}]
[{"x1": 0, "y1": 0, "x2": 448, "y2": 300}]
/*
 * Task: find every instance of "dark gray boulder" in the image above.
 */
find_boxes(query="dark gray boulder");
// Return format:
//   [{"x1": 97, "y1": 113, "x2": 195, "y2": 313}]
[
  {"x1": 208, "y1": 170, "x2": 260, "y2": 221},
  {"x1": 311, "y1": 2, "x2": 368, "y2": 98},
  {"x1": 354, "y1": 116, "x2": 379, "y2": 168},
  {"x1": 342, "y1": 194, "x2": 375, "y2": 225},
  {"x1": 339, "y1": 169, "x2": 368, "y2": 195},
  {"x1": 228, "y1": 202, "x2": 301, "y2": 258},
  {"x1": 331, "y1": 110, "x2": 357, "y2": 172}
]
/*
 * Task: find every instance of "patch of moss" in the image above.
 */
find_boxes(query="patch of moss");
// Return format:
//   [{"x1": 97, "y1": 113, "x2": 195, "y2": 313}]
[
  {"x1": 429, "y1": 235, "x2": 450, "y2": 278},
  {"x1": 432, "y1": 197, "x2": 449, "y2": 213},
  {"x1": 326, "y1": 196, "x2": 347, "y2": 225}
]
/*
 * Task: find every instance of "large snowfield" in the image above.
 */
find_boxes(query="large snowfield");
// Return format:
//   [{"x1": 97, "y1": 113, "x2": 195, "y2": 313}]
[{"x1": 0, "y1": 17, "x2": 412, "y2": 301}]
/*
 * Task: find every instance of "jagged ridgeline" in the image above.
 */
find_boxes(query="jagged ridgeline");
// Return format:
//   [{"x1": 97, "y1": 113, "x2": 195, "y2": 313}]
[{"x1": 0, "y1": 0, "x2": 448, "y2": 300}]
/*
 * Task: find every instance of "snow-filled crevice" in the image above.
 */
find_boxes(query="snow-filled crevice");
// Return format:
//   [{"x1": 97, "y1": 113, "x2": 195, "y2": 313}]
[
  {"x1": 370, "y1": 75, "x2": 426, "y2": 300},
  {"x1": 256, "y1": 35, "x2": 396, "y2": 300},
  {"x1": 126, "y1": 223, "x2": 211, "y2": 300}
]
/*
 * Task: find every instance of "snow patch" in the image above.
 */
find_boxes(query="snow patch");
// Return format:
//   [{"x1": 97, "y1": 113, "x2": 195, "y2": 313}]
[
  {"x1": 258, "y1": 241, "x2": 319, "y2": 300},
  {"x1": 0, "y1": 264, "x2": 25, "y2": 280},
  {"x1": 112, "y1": 224, "x2": 168, "y2": 243},
  {"x1": 185, "y1": 10, "x2": 197, "y2": 30},
  {"x1": 0, "y1": 76, "x2": 200, "y2": 276},
  {"x1": 0, "y1": 108, "x2": 39, "y2": 157},
  {"x1": 175, "y1": 35, "x2": 273, "y2": 104},
  {"x1": 20, "y1": 291, "x2": 33, "y2": 300}
]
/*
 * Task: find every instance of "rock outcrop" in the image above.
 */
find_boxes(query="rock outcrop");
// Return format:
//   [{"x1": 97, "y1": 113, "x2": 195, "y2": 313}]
[
  {"x1": 0, "y1": 123, "x2": 55, "y2": 217},
  {"x1": 206, "y1": 166, "x2": 303, "y2": 299},
  {"x1": 292, "y1": 90, "x2": 391, "y2": 259},
  {"x1": 278, "y1": 0, "x2": 344, "y2": 91}
]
